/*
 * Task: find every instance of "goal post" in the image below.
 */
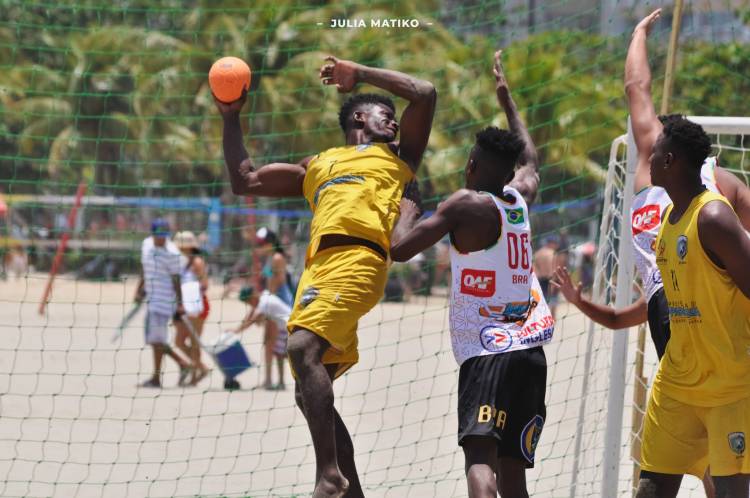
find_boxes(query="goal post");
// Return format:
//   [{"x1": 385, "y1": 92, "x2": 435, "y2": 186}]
[{"x1": 579, "y1": 115, "x2": 750, "y2": 497}]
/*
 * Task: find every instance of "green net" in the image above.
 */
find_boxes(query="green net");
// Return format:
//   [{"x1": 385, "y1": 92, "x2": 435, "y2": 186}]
[{"x1": 2, "y1": 1, "x2": 750, "y2": 496}]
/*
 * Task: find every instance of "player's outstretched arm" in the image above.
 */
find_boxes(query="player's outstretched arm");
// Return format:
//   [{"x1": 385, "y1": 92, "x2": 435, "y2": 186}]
[
  {"x1": 624, "y1": 9, "x2": 663, "y2": 192},
  {"x1": 234, "y1": 306, "x2": 263, "y2": 334},
  {"x1": 698, "y1": 201, "x2": 750, "y2": 299},
  {"x1": 390, "y1": 182, "x2": 460, "y2": 262},
  {"x1": 551, "y1": 266, "x2": 647, "y2": 329},
  {"x1": 214, "y1": 91, "x2": 308, "y2": 197},
  {"x1": 495, "y1": 50, "x2": 540, "y2": 206},
  {"x1": 320, "y1": 56, "x2": 436, "y2": 172}
]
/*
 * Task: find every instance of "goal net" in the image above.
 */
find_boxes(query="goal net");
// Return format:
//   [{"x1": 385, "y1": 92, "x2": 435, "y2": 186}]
[{"x1": 572, "y1": 116, "x2": 750, "y2": 498}]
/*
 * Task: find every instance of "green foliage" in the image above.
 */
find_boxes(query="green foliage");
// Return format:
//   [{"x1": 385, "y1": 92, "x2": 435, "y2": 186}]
[{"x1": 0, "y1": 0, "x2": 749, "y2": 203}]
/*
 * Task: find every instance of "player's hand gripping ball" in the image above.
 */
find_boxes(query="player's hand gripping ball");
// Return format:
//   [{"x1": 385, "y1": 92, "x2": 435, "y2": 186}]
[{"x1": 209, "y1": 56, "x2": 251, "y2": 103}]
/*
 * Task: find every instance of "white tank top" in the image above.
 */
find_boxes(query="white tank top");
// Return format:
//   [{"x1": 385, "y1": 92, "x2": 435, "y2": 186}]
[
  {"x1": 631, "y1": 157, "x2": 720, "y2": 302},
  {"x1": 180, "y1": 254, "x2": 199, "y2": 284},
  {"x1": 449, "y1": 186, "x2": 555, "y2": 365}
]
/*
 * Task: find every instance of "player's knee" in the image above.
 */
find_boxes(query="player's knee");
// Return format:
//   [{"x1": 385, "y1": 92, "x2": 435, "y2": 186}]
[
  {"x1": 634, "y1": 477, "x2": 660, "y2": 498},
  {"x1": 286, "y1": 330, "x2": 325, "y2": 368},
  {"x1": 465, "y1": 464, "x2": 497, "y2": 496}
]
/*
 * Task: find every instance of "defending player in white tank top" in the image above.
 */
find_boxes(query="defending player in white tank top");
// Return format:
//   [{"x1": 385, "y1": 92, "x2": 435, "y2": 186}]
[
  {"x1": 630, "y1": 157, "x2": 720, "y2": 302},
  {"x1": 449, "y1": 185, "x2": 554, "y2": 365}
]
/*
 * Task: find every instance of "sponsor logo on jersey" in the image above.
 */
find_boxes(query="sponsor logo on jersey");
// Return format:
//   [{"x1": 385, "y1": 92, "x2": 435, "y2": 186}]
[
  {"x1": 657, "y1": 239, "x2": 666, "y2": 260},
  {"x1": 677, "y1": 235, "x2": 688, "y2": 261},
  {"x1": 632, "y1": 204, "x2": 661, "y2": 235},
  {"x1": 729, "y1": 432, "x2": 746, "y2": 456},
  {"x1": 521, "y1": 415, "x2": 544, "y2": 463},
  {"x1": 478, "y1": 301, "x2": 531, "y2": 322},
  {"x1": 313, "y1": 175, "x2": 365, "y2": 204},
  {"x1": 356, "y1": 143, "x2": 372, "y2": 152},
  {"x1": 504, "y1": 207, "x2": 525, "y2": 225},
  {"x1": 461, "y1": 269, "x2": 496, "y2": 297},
  {"x1": 668, "y1": 305, "x2": 701, "y2": 318},
  {"x1": 479, "y1": 325, "x2": 513, "y2": 352}
]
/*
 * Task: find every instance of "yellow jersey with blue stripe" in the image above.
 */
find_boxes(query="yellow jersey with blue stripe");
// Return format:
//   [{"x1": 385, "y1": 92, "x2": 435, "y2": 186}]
[
  {"x1": 654, "y1": 190, "x2": 750, "y2": 407},
  {"x1": 303, "y1": 143, "x2": 413, "y2": 257}
]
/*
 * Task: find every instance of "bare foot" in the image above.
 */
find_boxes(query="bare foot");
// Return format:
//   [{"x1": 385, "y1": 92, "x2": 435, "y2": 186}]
[
  {"x1": 190, "y1": 367, "x2": 209, "y2": 386},
  {"x1": 312, "y1": 472, "x2": 349, "y2": 498}
]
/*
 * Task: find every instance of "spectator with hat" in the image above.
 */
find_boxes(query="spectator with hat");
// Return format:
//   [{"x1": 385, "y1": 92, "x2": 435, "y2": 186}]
[
  {"x1": 173, "y1": 230, "x2": 210, "y2": 386},
  {"x1": 135, "y1": 219, "x2": 192, "y2": 387}
]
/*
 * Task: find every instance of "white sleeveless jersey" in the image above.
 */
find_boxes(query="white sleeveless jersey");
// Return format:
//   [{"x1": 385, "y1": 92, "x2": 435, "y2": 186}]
[
  {"x1": 630, "y1": 157, "x2": 719, "y2": 302},
  {"x1": 449, "y1": 186, "x2": 555, "y2": 366}
]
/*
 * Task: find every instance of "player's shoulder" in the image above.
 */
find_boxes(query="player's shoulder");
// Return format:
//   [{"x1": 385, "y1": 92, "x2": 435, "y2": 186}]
[
  {"x1": 698, "y1": 197, "x2": 735, "y2": 223},
  {"x1": 438, "y1": 189, "x2": 480, "y2": 212},
  {"x1": 697, "y1": 197, "x2": 738, "y2": 239}
]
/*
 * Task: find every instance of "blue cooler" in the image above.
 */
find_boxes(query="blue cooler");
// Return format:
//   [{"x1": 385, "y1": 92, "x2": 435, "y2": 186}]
[{"x1": 212, "y1": 333, "x2": 253, "y2": 379}]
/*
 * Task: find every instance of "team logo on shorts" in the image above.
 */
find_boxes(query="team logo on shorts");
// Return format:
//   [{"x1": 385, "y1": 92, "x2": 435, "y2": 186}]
[
  {"x1": 504, "y1": 207, "x2": 525, "y2": 225},
  {"x1": 677, "y1": 235, "x2": 688, "y2": 261},
  {"x1": 520, "y1": 415, "x2": 544, "y2": 463},
  {"x1": 728, "y1": 432, "x2": 746, "y2": 456},
  {"x1": 299, "y1": 286, "x2": 320, "y2": 308},
  {"x1": 479, "y1": 326, "x2": 513, "y2": 352}
]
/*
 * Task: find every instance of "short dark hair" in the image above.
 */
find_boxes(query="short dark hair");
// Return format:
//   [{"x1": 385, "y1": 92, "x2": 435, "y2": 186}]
[
  {"x1": 661, "y1": 115, "x2": 712, "y2": 169},
  {"x1": 475, "y1": 126, "x2": 525, "y2": 166},
  {"x1": 338, "y1": 93, "x2": 396, "y2": 132}
]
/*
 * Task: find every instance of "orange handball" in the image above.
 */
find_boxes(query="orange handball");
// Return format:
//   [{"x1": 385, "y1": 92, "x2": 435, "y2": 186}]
[{"x1": 209, "y1": 56, "x2": 251, "y2": 103}]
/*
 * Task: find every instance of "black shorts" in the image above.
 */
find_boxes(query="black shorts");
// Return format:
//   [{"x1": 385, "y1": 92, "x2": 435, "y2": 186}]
[
  {"x1": 646, "y1": 288, "x2": 671, "y2": 359},
  {"x1": 457, "y1": 347, "x2": 547, "y2": 467}
]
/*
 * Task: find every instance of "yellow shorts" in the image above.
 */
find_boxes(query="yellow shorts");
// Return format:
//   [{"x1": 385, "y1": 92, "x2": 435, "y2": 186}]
[
  {"x1": 641, "y1": 387, "x2": 750, "y2": 477},
  {"x1": 287, "y1": 244, "x2": 388, "y2": 379}
]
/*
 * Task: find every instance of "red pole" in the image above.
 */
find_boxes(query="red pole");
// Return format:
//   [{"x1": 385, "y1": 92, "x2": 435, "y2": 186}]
[{"x1": 38, "y1": 181, "x2": 87, "y2": 315}]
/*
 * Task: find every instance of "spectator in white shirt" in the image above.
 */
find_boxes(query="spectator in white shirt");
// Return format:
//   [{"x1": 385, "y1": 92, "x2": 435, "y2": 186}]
[
  {"x1": 235, "y1": 285, "x2": 291, "y2": 391},
  {"x1": 135, "y1": 219, "x2": 192, "y2": 388}
]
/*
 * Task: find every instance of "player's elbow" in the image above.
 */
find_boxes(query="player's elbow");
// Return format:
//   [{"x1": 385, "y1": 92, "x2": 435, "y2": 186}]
[
  {"x1": 624, "y1": 78, "x2": 651, "y2": 98},
  {"x1": 415, "y1": 81, "x2": 437, "y2": 103},
  {"x1": 389, "y1": 244, "x2": 411, "y2": 263}
]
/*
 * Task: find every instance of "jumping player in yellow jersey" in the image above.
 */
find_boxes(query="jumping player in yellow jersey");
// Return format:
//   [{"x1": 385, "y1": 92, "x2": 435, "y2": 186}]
[
  {"x1": 215, "y1": 57, "x2": 435, "y2": 498},
  {"x1": 633, "y1": 116, "x2": 750, "y2": 498}
]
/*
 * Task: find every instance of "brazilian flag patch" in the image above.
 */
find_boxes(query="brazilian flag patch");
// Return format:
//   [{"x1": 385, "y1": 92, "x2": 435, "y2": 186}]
[{"x1": 504, "y1": 207, "x2": 524, "y2": 225}]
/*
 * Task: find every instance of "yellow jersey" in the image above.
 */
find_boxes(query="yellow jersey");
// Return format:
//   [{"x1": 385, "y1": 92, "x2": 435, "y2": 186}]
[
  {"x1": 654, "y1": 190, "x2": 750, "y2": 407},
  {"x1": 303, "y1": 143, "x2": 413, "y2": 259}
]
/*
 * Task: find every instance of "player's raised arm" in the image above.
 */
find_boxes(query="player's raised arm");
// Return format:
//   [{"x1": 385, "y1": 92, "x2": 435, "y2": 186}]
[
  {"x1": 698, "y1": 200, "x2": 750, "y2": 299},
  {"x1": 320, "y1": 56, "x2": 436, "y2": 172},
  {"x1": 214, "y1": 91, "x2": 309, "y2": 197},
  {"x1": 496, "y1": 50, "x2": 540, "y2": 206},
  {"x1": 551, "y1": 266, "x2": 647, "y2": 329},
  {"x1": 390, "y1": 183, "x2": 465, "y2": 262},
  {"x1": 624, "y1": 9, "x2": 663, "y2": 192}
]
